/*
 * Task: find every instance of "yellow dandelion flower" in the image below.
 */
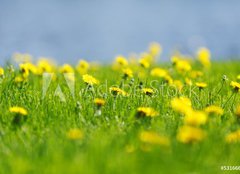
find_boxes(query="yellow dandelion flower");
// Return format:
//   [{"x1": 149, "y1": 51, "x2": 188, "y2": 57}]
[
  {"x1": 94, "y1": 98, "x2": 105, "y2": 107},
  {"x1": 59, "y1": 64, "x2": 74, "y2": 73},
  {"x1": 9, "y1": 106, "x2": 28, "y2": 115},
  {"x1": 76, "y1": 60, "x2": 89, "y2": 74},
  {"x1": 110, "y1": 87, "x2": 128, "y2": 96},
  {"x1": 196, "y1": 82, "x2": 207, "y2": 89},
  {"x1": 19, "y1": 63, "x2": 30, "y2": 78},
  {"x1": 139, "y1": 131, "x2": 170, "y2": 146},
  {"x1": 150, "y1": 68, "x2": 168, "y2": 78},
  {"x1": 82, "y1": 74, "x2": 99, "y2": 85},
  {"x1": 122, "y1": 68, "x2": 133, "y2": 78},
  {"x1": 115, "y1": 55, "x2": 128, "y2": 66},
  {"x1": 148, "y1": 42, "x2": 162, "y2": 57},
  {"x1": 0, "y1": 67, "x2": 4, "y2": 77},
  {"x1": 139, "y1": 55, "x2": 151, "y2": 68},
  {"x1": 175, "y1": 60, "x2": 191, "y2": 73},
  {"x1": 136, "y1": 107, "x2": 159, "y2": 117},
  {"x1": 37, "y1": 58, "x2": 55, "y2": 74},
  {"x1": 189, "y1": 70, "x2": 203, "y2": 79},
  {"x1": 171, "y1": 55, "x2": 181, "y2": 65},
  {"x1": 235, "y1": 105, "x2": 240, "y2": 117},
  {"x1": 177, "y1": 125, "x2": 205, "y2": 144},
  {"x1": 142, "y1": 88, "x2": 154, "y2": 96},
  {"x1": 225, "y1": 130, "x2": 240, "y2": 143},
  {"x1": 185, "y1": 78, "x2": 193, "y2": 86},
  {"x1": 171, "y1": 97, "x2": 192, "y2": 115},
  {"x1": 173, "y1": 80, "x2": 183, "y2": 91},
  {"x1": 197, "y1": 47, "x2": 211, "y2": 68},
  {"x1": 230, "y1": 81, "x2": 240, "y2": 92},
  {"x1": 163, "y1": 75, "x2": 173, "y2": 84},
  {"x1": 14, "y1": 76, "x2": 25, "y2": 83},
  {"x1": 204, "y1": 105, "x2": 224, "y2": 115},
  {"x1": 67, "y1": 128, "x2": 84, "y2": 140},
  {"x1": 184, "y1": 110, "x2": 208, "y2": 126}
]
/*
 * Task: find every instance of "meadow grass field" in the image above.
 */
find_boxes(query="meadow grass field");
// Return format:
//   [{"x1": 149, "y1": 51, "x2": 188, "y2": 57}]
[{"x1": 0, "y1": 45, "x2": 240, "y2": 174}]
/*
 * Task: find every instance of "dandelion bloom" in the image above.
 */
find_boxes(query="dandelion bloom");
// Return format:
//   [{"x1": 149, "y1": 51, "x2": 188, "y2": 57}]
[
  {"x1": 185, "y1": 78, "x2": 193, "y2": 86},
  {"x1": 189, "y1": 71, "x2": 203, "y2": 79},
  {"x1": 122, "y1": 68, "x2": 133, "y2": 78},
  {"x1": 0, "y1": 67, "x2": 4, "y2": 76},
  {"x1": 195, "y1": 82, "x2": 207, "y2": 89},
  {"x1": 197, "y1": 47, "x2": 211, "y2": 68},
  {"x1": 184, "y1": 110, "x2": 208, "y2": 126},
  {"x1": 9, "y1": 106, "x2": 28, "y2": 115},
  {"x1": 173, "y1": 80, "x2": 183, "y2": 91},
  {"x1": 67, "y1": 129, "x2": 84, "y2": 140},
  {"x1": 139, "y1": 131, "x2": 170, "y2": 146},
  {"x1": 115, "y1": 56, "x2": 128, "y2": 66},
  {"x1": 225, "y1": 130, "x2": 240, "y2": 143},
  {"x1": 82, "y1": 74, "x2": 99, "y2": 85},
  {"x1": 37, "y1": 58, "x2": 55, "y2": 74},
  {"x1": 177, "y1": 125, "x2": 205, "y2": 144},
  {"x1": 150, "y1": 68, "x2": 168, "y2": 78},
  {"x1": 136, "y1": 107, "x2": 158, "y2": 117},
  {"x1": 171, "y1": 97, "x2": 192, "y2": 115},
  {"x1": 230, "y1": 81, "x2": 240, "y2": 92},
  {"x1": 94, "y1": 98, "x2": 106, "y2": 107},
  {"x1": 142, "y1": 88, "x2": 154, "y2": 96},
  {"x1": 175, "y1": 60, "x2": 191, "y2": 73},
  {"x1": 59, "y1": 64, "x2": 74, "y2": 73},
  {"x1": 110, "y1": 87, "x2": 128, "y2": 96},
  {"x1": 19, "y1": 63, "x2": 30, "y2": 78},
  {"x1": 139, "y1": 56, "x2": 150, "y2": 69},
  {"x1": 163, "y1": 75, "x2": 173, "y2": 85},
  {"x1": 204, "y1": 105, "x2": 224, "y2": 116},
  {"x1": 148, "y1": 42, "x2": 162, "y2": 57},
  {"x1": 76, "y1": 60, "x2": 89, "y2": 74}
]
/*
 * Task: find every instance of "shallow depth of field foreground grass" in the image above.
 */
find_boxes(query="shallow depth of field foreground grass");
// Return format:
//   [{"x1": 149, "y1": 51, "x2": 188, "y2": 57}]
[{"x1": 0, "y1": 47, "x2": 240, "y2": 174}]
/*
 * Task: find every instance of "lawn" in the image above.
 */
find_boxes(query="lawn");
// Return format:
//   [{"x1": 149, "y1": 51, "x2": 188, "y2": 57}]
[{"x1": 0, "y1": 48, "x2": 240, "y2": 174}]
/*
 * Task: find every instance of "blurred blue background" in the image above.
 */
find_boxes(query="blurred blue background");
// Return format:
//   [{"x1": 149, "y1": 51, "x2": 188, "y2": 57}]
[{"x1": 0, "y1": 0, "x2": 240, "y2": 64}]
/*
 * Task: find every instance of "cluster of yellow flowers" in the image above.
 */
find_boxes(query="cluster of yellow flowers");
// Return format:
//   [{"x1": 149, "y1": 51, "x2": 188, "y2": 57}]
[{"x1": 7, "y1": 43, "x2": 240, "y2": 146}]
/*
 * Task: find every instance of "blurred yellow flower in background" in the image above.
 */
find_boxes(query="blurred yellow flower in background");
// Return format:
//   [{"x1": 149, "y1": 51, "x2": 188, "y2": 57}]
[
  {"x1": 76, "y1": 60, "x2": 89, "y2": 74},
  {"x1": 150, "y1": 68, "x2": 168, "y2": 78},
  {"x1": 148, "y1": 42, "x2": 162, "y2": 58},
  {"x1": 184, "y1": 110, "x2": 208, "y2": 126},
  {"x1": 204, "y1": 105, "x2": 224, "y2": 115},
  {"x1": 115, "y1": 55, "x2": 128, "y2": 66},
  {"x1": 67, "y1": 128, "x2": 84, "y2": 140},
  {"x1": 0, "y1": 67, "x2": 4, "y2": 76},
  {"x1": 59, "y1": 64, "x2": 74, "y2": 73},
  {"x1": 139, "y1": 131, "x2": 170, "y2": 146},
  {"x1": 171, "y1": 97, "x2": 192, "y2": 115},
  {"x1": 197, "y1": 47, "x2": 211, "y2": 68},
  {"x1": 177, "y1": 125, "x2": 205, "y2": 144},
  {"x1": 230, "y1": 81, "x2": 240, "y2": 92},
  {"x1": 226, "y1": 130, "x2": 240, "y2": 143},
  {"x1": 123, "y1": 68, "x2": 133, "y2": 78}
]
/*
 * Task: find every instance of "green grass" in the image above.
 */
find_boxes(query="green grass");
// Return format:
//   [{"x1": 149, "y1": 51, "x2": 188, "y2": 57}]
[{"x1": 0, "y1": 61, "x2": 240, "y2": 174}]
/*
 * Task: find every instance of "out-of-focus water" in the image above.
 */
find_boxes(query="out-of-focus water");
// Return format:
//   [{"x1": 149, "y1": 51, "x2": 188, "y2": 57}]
[{"x1": 0, "y1": 0, "x2": 240, "y2": 64}]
